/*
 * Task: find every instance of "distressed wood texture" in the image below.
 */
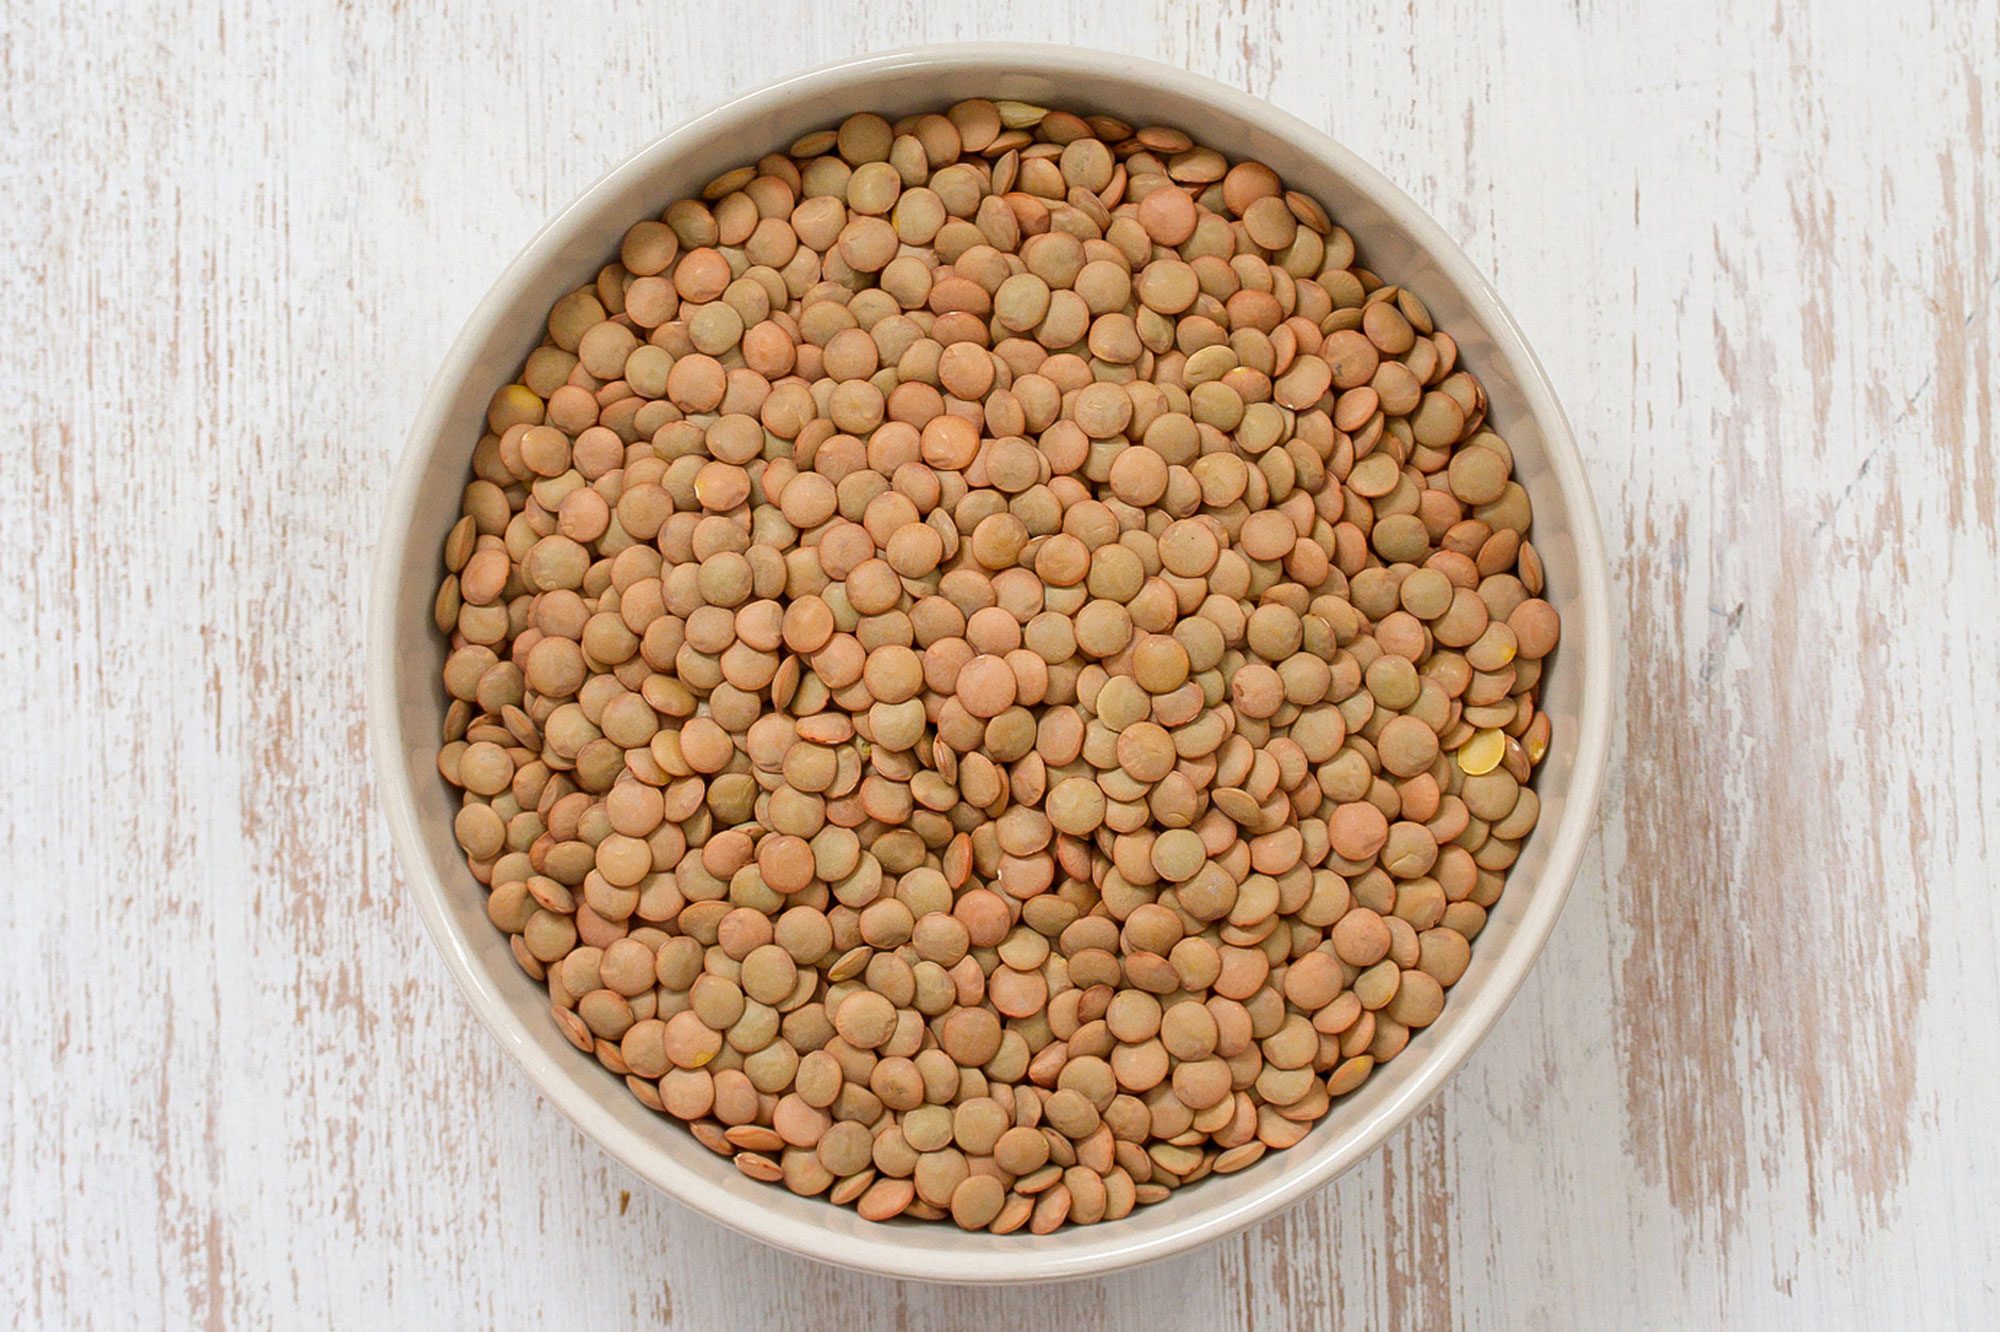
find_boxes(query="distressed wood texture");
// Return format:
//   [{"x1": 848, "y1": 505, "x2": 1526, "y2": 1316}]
[{"x1": 4, "y1": 0, "x2": 1997, "y2": 1327}]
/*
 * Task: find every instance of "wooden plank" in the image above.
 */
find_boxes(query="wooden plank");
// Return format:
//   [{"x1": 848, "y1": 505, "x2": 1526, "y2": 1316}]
[{"x1": 2, "y1": 0, "x2": 1995, "y2": 1325}]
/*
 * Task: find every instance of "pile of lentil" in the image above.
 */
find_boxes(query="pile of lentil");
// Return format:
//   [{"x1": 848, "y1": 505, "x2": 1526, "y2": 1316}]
[{"x1": 433, "y1": 99, "x2": 1560, "y2": 1234}]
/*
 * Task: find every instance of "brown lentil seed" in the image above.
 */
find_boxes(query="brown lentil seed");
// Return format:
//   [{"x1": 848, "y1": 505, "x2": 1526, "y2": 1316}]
[{"x1": 435, "y1": 102, "x2": 1560, "y2": 1235}]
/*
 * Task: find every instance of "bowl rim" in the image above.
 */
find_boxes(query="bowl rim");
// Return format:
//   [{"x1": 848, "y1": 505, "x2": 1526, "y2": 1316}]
[{"x1": 368, "y1": 40, "x2": 1613, "y2": 1284}]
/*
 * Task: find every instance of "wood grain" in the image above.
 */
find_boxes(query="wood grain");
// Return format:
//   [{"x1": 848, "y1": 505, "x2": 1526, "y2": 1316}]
[{"x1": 4, "y1": 0, "x2": 1996, "y2": 1326}]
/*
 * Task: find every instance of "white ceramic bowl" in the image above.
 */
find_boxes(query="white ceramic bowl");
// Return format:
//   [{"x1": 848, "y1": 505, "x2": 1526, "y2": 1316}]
[{"x1": 369, "y1": 43, "x2": 1612, "y2": 1283}]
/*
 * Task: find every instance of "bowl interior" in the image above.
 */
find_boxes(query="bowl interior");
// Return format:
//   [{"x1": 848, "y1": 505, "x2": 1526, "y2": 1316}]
[{"x1": 371, "y1": 45, "x2": 1610, "y2": 1283}]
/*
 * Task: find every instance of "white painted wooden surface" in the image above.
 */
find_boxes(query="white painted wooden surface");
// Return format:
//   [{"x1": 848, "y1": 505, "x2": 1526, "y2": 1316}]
[{"x1": 5, "y1": 0, "x2": 1997, "y2": 1326}]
